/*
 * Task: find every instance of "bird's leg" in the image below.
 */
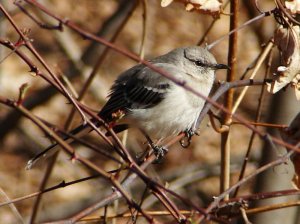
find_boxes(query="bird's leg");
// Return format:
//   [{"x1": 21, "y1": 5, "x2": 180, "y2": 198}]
[
  {"x1": 140, "y1": 130, "x2": 168, "y2": 163},
  {"x1": 179, "y1": 128, "x2": 199, "y2": 148}
]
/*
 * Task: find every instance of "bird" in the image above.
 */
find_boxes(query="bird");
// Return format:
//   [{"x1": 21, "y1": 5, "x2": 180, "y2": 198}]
[{"x1": 26, "y1": 46, "x2": 228, "y2": 169}]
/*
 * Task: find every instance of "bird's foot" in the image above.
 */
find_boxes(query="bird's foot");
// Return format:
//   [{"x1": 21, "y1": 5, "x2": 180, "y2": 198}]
[
  {"x1": 136, "y1": 143, "x2": 168, "y2": 164},
  {"x1": 139, "y1": 129, "x2": 169, "y2": 163},
  {"x1": 153, "y1": 145, "x2": 168, "y2": 163},
  {"x1": 179, "y1": 129, "x2": 199, "y2": 148}
]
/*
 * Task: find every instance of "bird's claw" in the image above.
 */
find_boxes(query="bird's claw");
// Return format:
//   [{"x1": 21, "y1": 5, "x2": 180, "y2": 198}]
[
  {"x1": 153, "y1": 145, "x2": 168, "y2": 163},
  {"x1": 180, "y1": 129, "x2": 198, "y2": 148}
]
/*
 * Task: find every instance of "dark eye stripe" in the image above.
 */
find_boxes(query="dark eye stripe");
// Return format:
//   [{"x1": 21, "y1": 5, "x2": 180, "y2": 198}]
[
  {"x1": 194, "y1": 60, "x2": 225, "y2": 70},
  {"x1": 194, "y1": 61, "x2": 206, "y2": 67},
  {"x1": 194, "y1": 60, "x2": 216, "y2": 69}
]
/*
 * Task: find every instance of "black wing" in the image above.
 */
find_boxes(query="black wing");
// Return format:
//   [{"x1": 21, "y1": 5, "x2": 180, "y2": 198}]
[{"x1": 98, "y1": 66, "x2": 170, "y2": 122}]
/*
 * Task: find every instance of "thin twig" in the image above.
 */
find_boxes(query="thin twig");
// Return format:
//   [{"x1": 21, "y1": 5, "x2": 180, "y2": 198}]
[
  {"x1": 246, "y1": 200, "x2": 300, "y2": 215},
  {"x1": 224, "y1": 189, "x2": 300, "y2": 204},
  {"x1": 220, "y1": 0, "x2": 239, "y2": 200}
]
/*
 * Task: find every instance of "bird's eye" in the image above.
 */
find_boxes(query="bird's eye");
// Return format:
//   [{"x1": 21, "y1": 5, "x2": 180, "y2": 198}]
[{"x1": 194, "y1": 60, "x2": 205, "y2": 67}]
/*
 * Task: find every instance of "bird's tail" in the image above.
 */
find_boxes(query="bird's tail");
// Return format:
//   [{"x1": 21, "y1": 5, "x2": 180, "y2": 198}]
[{"x1": 26, "y1": 123, "x2": 93, "y2": 170}]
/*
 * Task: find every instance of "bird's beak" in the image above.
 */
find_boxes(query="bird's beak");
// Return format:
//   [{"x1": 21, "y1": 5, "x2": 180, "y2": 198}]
[{"x1": 214, "y1": 63, "x2": 230, "y2": 70}]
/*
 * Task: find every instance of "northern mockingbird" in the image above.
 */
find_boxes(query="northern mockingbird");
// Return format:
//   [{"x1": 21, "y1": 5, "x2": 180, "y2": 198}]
[{"x1": 27, "y1": 46, "x2": 228, "y2": 169}]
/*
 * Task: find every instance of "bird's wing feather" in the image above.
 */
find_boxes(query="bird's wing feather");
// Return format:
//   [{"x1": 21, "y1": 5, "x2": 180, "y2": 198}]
[{"x1": 98, "y1": 63, "x2": 175, "y2": 121}]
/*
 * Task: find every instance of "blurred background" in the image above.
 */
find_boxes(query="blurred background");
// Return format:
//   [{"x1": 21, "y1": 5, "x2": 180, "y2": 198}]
[{"x1": 0, "y1": 0, "x2": 300, "y2": 223}]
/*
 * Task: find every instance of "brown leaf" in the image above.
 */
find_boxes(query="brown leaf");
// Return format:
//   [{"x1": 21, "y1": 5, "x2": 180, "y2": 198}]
[
  {"x1": 285, "y1": 0, "x2": 300, "y2": 15},
  {"x1": 161, "y1": 0, "x2": 223, "y2": 16},
  {"x1": 161, "y1": 0, "x2": 174, "y2": 7},
  {"x1": 267, "y1": 25, "x2": 300, "y2": 100}
]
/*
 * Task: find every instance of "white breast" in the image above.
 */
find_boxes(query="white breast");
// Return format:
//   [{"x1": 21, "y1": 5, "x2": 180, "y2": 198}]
[{"x1": 128, "y1": 86, "x2": 208, "y2": 139}]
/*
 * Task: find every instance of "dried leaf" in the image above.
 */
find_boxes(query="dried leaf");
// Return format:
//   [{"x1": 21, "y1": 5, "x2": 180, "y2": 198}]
[
  {"x1": 193, "y1": 0, "x2": 222, "y2": 12},
  {"x1": 186, "y1": 3, "x2": 194, "y2": 11},
  {"x1": 285, "y1": 0, "x2": 300, "y2": 14},
  {"x1": 161, "y1": 0, "x2": 222, "y2": 15},
  {"x1": 161, "y1": 0, "x2": 174, "y2": 7},
  {"x1": 280, "y1": 112, "x2": 300, "y2": 189},
  {"x1": 292, "y1": 73, "x2": 300, "y2": 100},
  {"x1": 267, "y1": 25, "x2": 300, "y2": 100}
]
